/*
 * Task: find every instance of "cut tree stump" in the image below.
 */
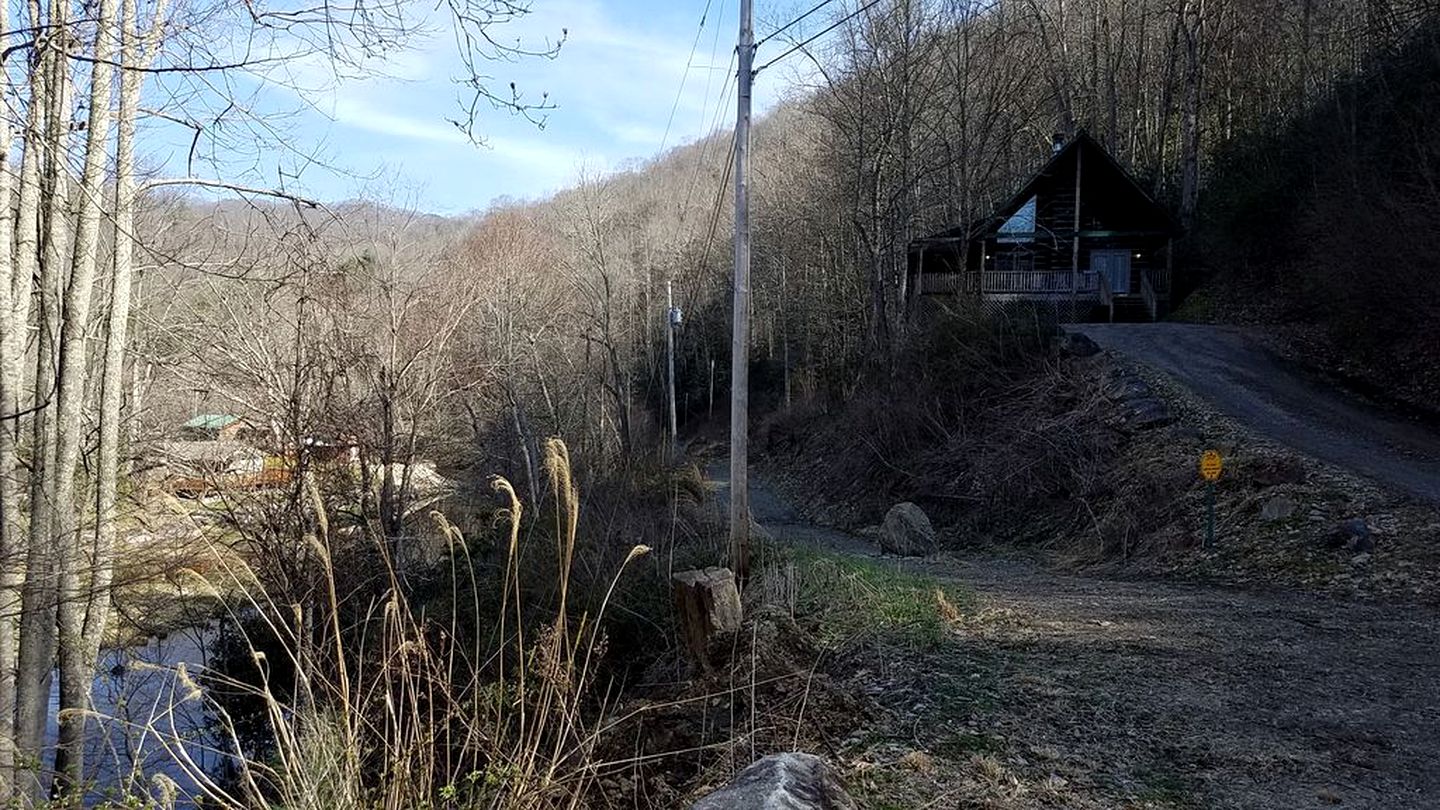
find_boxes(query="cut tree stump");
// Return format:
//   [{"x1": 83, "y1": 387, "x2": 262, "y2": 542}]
[{"x1": 673, "y1": 567, "x2": 743, "y2": 671}]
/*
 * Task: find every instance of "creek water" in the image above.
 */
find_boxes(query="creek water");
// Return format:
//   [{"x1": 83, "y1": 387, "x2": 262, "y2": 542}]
[{"x1": 44, "y1": 623, "x2": 225, "y2": 806}]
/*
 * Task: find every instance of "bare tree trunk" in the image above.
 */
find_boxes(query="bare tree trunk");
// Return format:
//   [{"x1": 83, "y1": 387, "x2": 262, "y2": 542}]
[
  {"x1": 52, "y1": 0, "x2": 119, "y2": 793},
  {"x1": 0, "y1": 0, "x2": 19, "y2": 793},
  {"x1": 504, "y1": 384, "x2": 539, "y2": 507},
  {"x1": 16, "y1": 31, "x2": 76, "y2": 791},
  {"x1": 1178, "y1": 0, "x2": 1206, "y2": 230},
  {"x1": 86, "y1": 0, "x2": 168, "y2": 706},
  {"x1": 379, "y1": 376, "x2": 402, "y2": 552}
]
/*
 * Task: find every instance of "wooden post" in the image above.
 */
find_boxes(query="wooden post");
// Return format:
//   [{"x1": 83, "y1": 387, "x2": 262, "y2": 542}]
[
  {"x1": 1165, "y1": 236, "x2": 1174, "y2": 297},
  {"x1": 781, "y1": 262, "x2": 791, "y2": 409},
  {"x1": 914, "y1": 244, "x2": 925, "y2": 305},
  {"x1": 1070, "y1": 140, "x2": 1083, "y2": 321},
  {"x1": 729, "y1": 0, "x2": 754, "y2": 582}
]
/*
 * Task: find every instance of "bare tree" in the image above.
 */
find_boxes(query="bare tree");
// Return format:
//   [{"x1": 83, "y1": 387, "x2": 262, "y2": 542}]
[{"x1": 0, "y1": 0, "x2": 561, "y2": 801}]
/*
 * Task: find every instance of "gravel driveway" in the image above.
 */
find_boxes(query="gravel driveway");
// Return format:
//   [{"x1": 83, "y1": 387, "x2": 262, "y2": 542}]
[
  {"x1": 1075, "y1": 323, "x2": 1440, "y2": 504},
  {"x1": 712, "y1": 464, "x2": 1440, "y2": 808}
]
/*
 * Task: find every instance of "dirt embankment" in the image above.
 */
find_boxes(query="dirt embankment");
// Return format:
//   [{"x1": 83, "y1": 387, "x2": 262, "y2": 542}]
[
  {"x1": 1077, "y1": 323, "x2": 1440, "y2": 504},
  {"x1": 759, "y1": 336, "x2": 1440, "y2": 604}
]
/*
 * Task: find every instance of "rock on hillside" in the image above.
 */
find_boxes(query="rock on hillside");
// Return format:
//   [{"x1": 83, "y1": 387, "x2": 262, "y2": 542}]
[
  {"x1": 690, "y1": 753, "x2": 855, "y2": 810},
  {"x1": 880, "y1": 502, "x2": 937, "y2": 557}
]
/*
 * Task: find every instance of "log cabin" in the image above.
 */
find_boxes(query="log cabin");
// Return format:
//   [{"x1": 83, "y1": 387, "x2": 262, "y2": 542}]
[{"x1": 908, "y1": 132, "x2": 1182, "y2": 321}]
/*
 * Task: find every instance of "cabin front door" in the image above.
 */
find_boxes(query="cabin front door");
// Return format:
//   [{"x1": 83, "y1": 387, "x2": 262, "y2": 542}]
[{"x1": 1091, "y1": 250, "x2": 1131, "y2": 294}]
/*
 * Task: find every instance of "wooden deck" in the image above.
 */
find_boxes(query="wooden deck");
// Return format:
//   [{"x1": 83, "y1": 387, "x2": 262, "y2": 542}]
[
  {"x1": 980, "y1": 270, "x2": 1100, "y2": 295},
  {"x1": 914, "y1": 268, "x2": 1170, "y2": 321}
]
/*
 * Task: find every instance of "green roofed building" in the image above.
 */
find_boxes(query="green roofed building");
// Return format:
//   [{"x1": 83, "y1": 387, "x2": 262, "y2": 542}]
[{"x1": 180, "y1": 413, "x2": 244, "y2": 441}]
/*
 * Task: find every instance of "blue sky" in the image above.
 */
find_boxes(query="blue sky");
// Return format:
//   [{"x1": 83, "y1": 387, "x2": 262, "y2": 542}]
[{"x1": 144, "y1": 0, "x2": 818, "y2": 214}]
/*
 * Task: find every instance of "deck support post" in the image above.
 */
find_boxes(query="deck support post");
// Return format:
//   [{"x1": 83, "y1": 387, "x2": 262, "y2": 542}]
[
  {"x1": 1070, "y1": 138, "x2": 1083, "y2": 322},
  {"x1": 914, "y1": 245, "x2": 925, "y2": 305},
  {"x1": 1165, "y1": 237, "x2": 1174, "y2": 300}
]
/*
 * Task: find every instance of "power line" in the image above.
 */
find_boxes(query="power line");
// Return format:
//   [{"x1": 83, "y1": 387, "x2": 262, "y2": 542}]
[
  {"x1": 673, "y1": 0, "x2": 735, "y2": 228},
  {"x1": 659, "y1": 0, "x2": 720, "y2": 154},
  {"x1": 697, "y1": 130, "x2": 737, "y2": 273},
  {"x1": 754, "y1": 0, "x2": 884, "y2": 74},
  {"x1": 696, "y1": 0, "x2": 731, "y2": 134},
  {"x1": 679, "y1": 48, "x2": 737, "y2": 224},
  {"x1": 755, "y1": 0, "x2": 838, "y2": 49}
]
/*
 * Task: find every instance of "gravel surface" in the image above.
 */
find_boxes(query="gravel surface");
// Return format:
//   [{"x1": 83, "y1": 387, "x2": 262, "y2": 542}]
[
  {"x1": 1074, "y1": 323, "x2": 1440, "y2": 504},
  {"x1": 711, "y1": 463, "x2": 1440, "y2": 808}
]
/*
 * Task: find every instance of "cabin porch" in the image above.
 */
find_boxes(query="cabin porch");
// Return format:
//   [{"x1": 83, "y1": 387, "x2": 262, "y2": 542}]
[
  {"x1": 975, "y1": 265, "x2": 1169, "y2": 321},
  {"x1": 909, "y1": 235, "x2": 1174, "y2": 322}
]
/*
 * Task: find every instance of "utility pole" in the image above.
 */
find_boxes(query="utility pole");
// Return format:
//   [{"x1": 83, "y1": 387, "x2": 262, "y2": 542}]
[
  {"x1": 729, "y1": 0, "x2": 754, "y2": 582},
  {"x1": 665, "y1": 279, "x2": 679, "y2": 463}
]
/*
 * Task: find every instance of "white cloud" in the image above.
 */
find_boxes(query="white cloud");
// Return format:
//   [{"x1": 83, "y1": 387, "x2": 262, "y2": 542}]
[
  {"x1": 197, "y1": 0, "x2": 819, "y2": 210},
  {"x1": 485, "y1": 135, "x2": 591, "y2": 187},
  {"x1": 331, "y1": 95, "x2": 471, "y2": 145}
]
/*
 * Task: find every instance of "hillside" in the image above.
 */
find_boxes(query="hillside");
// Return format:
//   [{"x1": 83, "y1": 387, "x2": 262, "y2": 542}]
[{"x1": 1186, "y1": 15, "x2": 1440, "y2": 416}]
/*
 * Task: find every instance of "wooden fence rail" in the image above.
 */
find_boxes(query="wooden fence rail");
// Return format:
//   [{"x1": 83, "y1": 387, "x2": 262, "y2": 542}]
[{"x1": 980, "y1": 270, "x2": 1099, "y2": 295}]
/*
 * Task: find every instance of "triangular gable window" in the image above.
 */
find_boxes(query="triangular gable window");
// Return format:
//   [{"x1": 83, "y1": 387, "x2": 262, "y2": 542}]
[{"x1": 997, "y1": 196, "x2": 1036, "y2": 243}]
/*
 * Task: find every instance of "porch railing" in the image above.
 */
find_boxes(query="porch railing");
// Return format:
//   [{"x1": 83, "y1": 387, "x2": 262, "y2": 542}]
[
  {"x1": 1098, "y1": 273, "x2": 1115, "y2": 322},
  {"x1": 980, "y1": 270, "x2": 1099, "y2": 295},
  {"x1": 1141, "y1": 269, "x2": 1158, "y2": 321}
]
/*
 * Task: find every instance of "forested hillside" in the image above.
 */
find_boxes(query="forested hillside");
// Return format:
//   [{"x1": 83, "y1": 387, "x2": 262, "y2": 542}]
[
  {"x1": 439, "y1": 0, "x2": 1439, "y2": 445},
  {"x1": 1197, "y1": 10, "x2": 1440, "y2": 410},
  {"x1": 137, "y1": 0, "x2": 1437, "y2": 499}
]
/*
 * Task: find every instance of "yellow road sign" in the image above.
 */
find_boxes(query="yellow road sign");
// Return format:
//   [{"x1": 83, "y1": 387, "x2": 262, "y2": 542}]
[{"x1": 1200, "y1": 450, "x2": 1223, "y2": 481}]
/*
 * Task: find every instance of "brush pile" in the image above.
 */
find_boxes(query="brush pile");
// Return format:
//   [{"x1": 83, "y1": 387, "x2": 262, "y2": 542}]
[{"x1": 761, "y1": 304, "x2": 1136, "y2": 550}]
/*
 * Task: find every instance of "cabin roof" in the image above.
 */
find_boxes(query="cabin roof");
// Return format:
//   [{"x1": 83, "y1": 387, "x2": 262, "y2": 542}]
[
  {"x1": 983, "y1": 131, "x2": 1180, "y2": 238},
  {"x1": 182, "y1": 413, "x2": 240, "y2": 430},
  {"x1": 911, "y1": 132, "x2": 1182, "y2": 250}
]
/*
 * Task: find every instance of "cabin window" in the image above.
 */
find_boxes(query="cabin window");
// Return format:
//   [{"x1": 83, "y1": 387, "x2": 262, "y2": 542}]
[
  {"x1": 997, "y1": 196, "x2": 1037, "y2": 243},
  {"x1": 994, "y1": 253, "x2": 1034, "y2": 274}
]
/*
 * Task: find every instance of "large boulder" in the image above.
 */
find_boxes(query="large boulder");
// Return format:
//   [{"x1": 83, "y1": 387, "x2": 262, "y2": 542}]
[
  {"x1": 691, "y1": 753, "x2": 855, "y2": 810},
  {"x1": 1321, "y1": 517, "x2": 1374, "y2": 552},
  {"x1": 879, "y1": 502, "x2": 937, "y2": 557},
  {"x1": 1251, "y1": 456, "x2": 1307, "y2": 487},
  {"x1": 1104, "y1": 373, "x2": 1153, "y2": 402},
  {"x1": 1340, "y1": 518, "x2": 1374, "y2": 552},
  {"x1": 1121, "y1": 397, "x2": 1173, "y2": 430}
]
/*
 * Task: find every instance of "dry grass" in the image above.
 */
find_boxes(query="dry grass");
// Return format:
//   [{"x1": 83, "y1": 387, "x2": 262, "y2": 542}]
[{"x1": 90, "y1": 438, "x2": 658, "y2": 809}]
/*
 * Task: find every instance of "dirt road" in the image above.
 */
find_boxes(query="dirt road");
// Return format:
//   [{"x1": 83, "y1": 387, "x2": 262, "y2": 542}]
[
  {"x1": 937, "y1": 556, "x2": 1440, "y2": 808},
  {"x1": 716, "y1": 466, "x2": 1440, "y2": 808},
  {"x1": 1075, "y1": 323, "x2": 1440, "y2": 504}
]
